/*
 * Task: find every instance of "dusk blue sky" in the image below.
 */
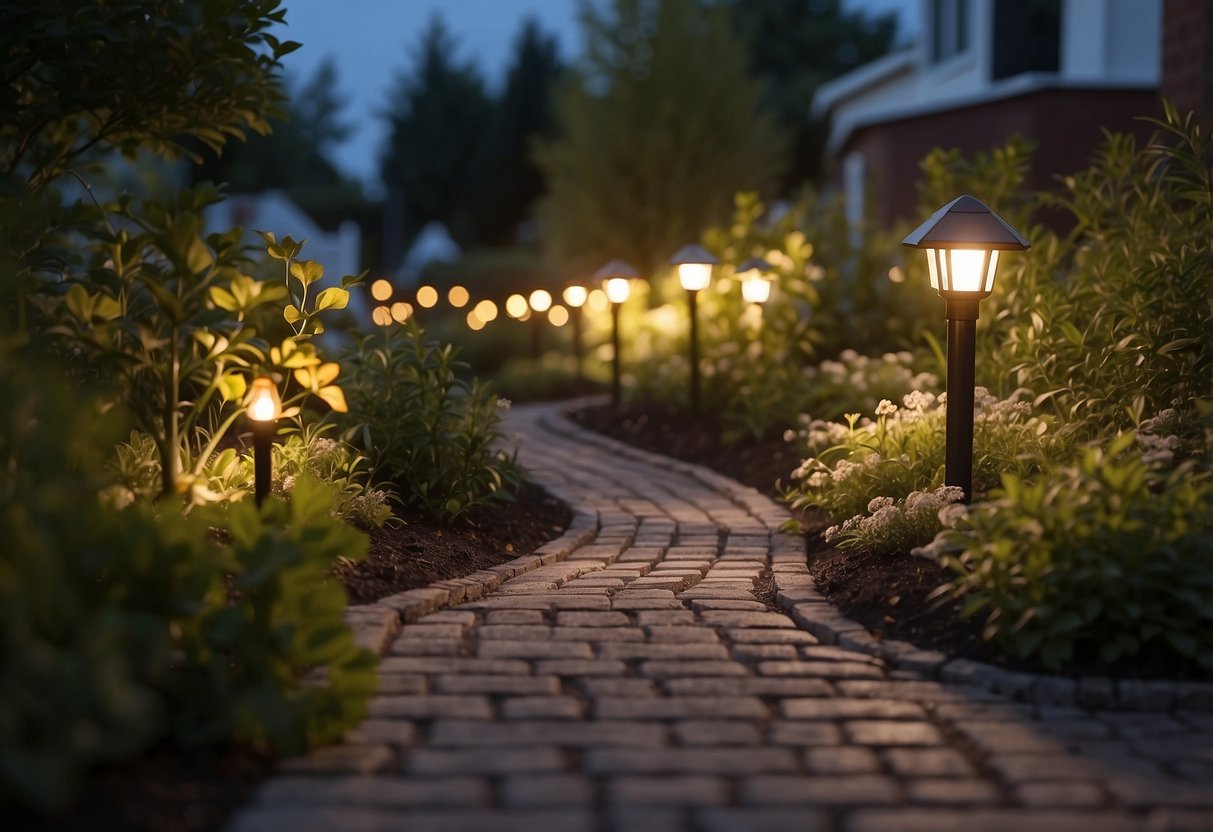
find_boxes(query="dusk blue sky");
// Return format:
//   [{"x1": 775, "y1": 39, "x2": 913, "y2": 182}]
[{"x1": 279, "y1": 0, "x2": 918, "y2": 192}]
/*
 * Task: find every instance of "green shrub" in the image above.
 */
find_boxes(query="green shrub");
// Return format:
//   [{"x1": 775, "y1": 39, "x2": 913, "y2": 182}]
[
  {"x1": 799, "y1": 348, "x2": 939, "y2": 423},
  {"x1": 785, "y1": 387, "x2": 1066, "y2": 522},
  {"x1": 923, "y1": 433, "x2": 1213, "y2": 672},
  {"x1": 269, "y1": 427, "x2": 393, "y2": 529},
  {"x1": 337, "y1": 322, "x2": 519, "y2": 523},
  {"x1": 0, "y1": 352, "x2": 375, "y2": 812}
]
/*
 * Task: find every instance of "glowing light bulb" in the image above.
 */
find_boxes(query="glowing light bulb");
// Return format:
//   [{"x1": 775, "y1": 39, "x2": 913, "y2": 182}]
[
  {"x1": 246, "y1": 376, "x2": 282, "y2": 422},
  {"x1": 528, "y1": 289, "x2": 552, "y2": 312},
  {"x1": 563, "y1": 285, "x2": 588, "y2": 308},
  {"x1": 605, "y1": 278, "x2": 630, "y2": 304}
]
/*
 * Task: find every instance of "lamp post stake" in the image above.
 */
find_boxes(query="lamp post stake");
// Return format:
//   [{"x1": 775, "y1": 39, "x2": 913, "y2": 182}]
[
  {"x1": 945, "y1": 300, "x2": 979, "y2": 502},
  {"x1": 252, "y1": 420, "x2": 274, "y2": 507},
  {"x1": 687, "y1": 288, "x2": 700, "y2": 415},
  {"x1": 611, "y1": 301, "x2": 621, "y2": 404}
]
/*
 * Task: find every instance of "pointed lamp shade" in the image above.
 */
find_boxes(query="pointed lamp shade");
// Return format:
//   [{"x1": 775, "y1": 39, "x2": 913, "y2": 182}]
[
  {"x1": 671, "y1": 244, "x2": 719, "y2": 292},
  {"x1": 902, "y1": 195, "x2": 1029, "y2": 300},
  {"x1": 737, "y1": 256, "x2": 774, "y2": 304},
  {"x1": 596, "y1": 259, "x2": 638, "y2": 304}
]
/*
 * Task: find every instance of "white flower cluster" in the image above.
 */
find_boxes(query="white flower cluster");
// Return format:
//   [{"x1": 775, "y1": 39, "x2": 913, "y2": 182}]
[
  {"x1": 1138, "y1": 431, "x2": 1179, "y2": 467},
  {"x1": 823, "y1": 485, "x2": 967, "y2": 555},
  {"x1": 875, "y1": 398, "x2": 898, "y2": 417}
]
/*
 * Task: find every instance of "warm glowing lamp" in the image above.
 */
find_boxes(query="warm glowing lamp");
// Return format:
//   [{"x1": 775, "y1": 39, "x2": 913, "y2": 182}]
[
  {"x1": 670, "y1": 244, "x2": 719, "y2": 415},
  {"x1": 903, "y1": 195, "x2": 1030, "y2": 502},
  {"x1": 246, "y1": 375, "x2": 282, "y2": 507},
  {"x1": 528, "y1": 289, "x2": 552, "y2": 313},
  {"x1": 737, "y1": 257, "x2": 773, "y2": 306},
  {"x1": 563, "y1": 284, "x2": 589, "y2": 381},
  {"x1": 595, "y1": 260, "x2": 639, "y2": 405}
]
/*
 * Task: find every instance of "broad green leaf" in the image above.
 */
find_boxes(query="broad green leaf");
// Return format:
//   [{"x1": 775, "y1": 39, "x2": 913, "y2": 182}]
[
  {"x1": 315, "y1": 385, "x2": 348, "y2": 413},
  {"x1": 283, "y1": 304, "x2": 302, "y2": 324},
  {"x1": 217, "y1": 373, "x2": 247, "y2": 403},
  {"x1": 289, "y1": 259, "x2": 325, "y2": 286},
  {"x1": 65, "y1": 284, "x2": 92, "y2": 320},
  {"x1": 210, "y1": 285, "x2": 238, "y2": 311},
  {"x1": 314, "y1": 287, "x2": 349, "y2": 312}
]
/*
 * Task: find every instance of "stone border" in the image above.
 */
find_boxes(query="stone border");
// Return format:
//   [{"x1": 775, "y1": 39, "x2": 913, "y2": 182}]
[{"x1": 556, "y1": 398, "x2": 1213, "y2": 713}]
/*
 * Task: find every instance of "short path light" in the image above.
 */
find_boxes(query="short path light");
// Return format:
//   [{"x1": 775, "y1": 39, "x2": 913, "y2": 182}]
[
  {"x1": 671, "y1": 244, "x2": 719, "y2": 415},
  {"x1": 596, "y1": 259, "x2": 638, "y2": 406},
  {"x1": 246, "y1": 375, "x2": 282, "y2": 507},
  {"x1": 903, "y1": 195, "x2": 1029, "y2": 502},
  {"x1": 563, "y1": 283, "x2": 589, "y2": 381},
  {"x1": 738, "y1": 257, "x2": 774, "y2": 307}
]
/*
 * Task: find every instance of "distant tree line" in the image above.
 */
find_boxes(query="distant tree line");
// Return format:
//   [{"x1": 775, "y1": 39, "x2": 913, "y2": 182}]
[{"x1": 194, "y1": 0, "x2": 896, "y2": 274}]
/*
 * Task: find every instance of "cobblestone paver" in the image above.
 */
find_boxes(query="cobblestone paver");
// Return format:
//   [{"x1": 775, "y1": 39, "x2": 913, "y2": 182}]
[{"x1": 230, "y1": 402, "x2": 1213, "y2": 832}]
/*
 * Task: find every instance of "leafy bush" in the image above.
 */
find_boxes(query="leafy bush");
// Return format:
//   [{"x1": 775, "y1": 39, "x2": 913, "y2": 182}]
[
  {"x1": 800, "y1": 348, "x2": 939, "y2": 423},
  {"x1": 0, "y1": 352, "x2": 376, "y2": 812},
  {"x1": 785, "y1": 387, "x2": 1065, "y2": 521},
  {"x1": 270, "y1": 427, "x2": 393, "y2": 529},
  {"x1": 923, "y1": 433, "x2": 1213, "y2": 672},
  {"x1": 337, "y1": 322, "x2": 519, "y2": 523}
]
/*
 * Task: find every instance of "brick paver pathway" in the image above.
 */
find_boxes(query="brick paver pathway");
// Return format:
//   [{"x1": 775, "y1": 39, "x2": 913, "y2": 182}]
[{"x1": 232, "y1": 402, "x2": 1213, "y2": 832}]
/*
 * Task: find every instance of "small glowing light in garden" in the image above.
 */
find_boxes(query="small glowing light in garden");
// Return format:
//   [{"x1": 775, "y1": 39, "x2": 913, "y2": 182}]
[
  {"x1": 528, "y1": 289, "x2": 552, "y2": 312},
  {"x1": 563, "y1": 285, "x2": 588, "y2": 308},
  {"x1": 673, "y1": 244, "x2": 716, "y2": 293},
  {"x1": 416, "y1": 285, "x2": 438, "y2": 308},
  {"x1": 370, "y1": 278, "x2": 393, "y2": 301},
  {"x1": 372, "y1": 305, "x2": 393, "y2": 326},
  {"x1": 887, "y1": 265, "x2": 906, "y2": 284},
  {"x1": 390, "y1": 301, "x2": 412, "y2": 323},
  {"x1": 903, "y1": 194, "x2": 1030, "y2": 502},
  {"x1": 466, "y1": 310, "x2": 485, "y2": 331},
  {"x1": 737, "y1": 256, "x2": 774, "y2": 305},
  {"x1": 549, "y1": 304, "x2": 569, "y2": 326},
  {"x1": 670, "y1": 244, "x2": 720, "y2": 414},
  {"x1": 506, "y1": 293, "x2": 529, "y2": 318},
  {"x1": 595, "y1": 259, "x2": 640, "y2": 405},
  {"x1": 448, "y1": 285, "x2": 470, "y2": 308},
  {"x1": 246, "y1": 375, "x2": 282, "y2": 508},
  {"x1": 247, "y1": 376, "x2": 282, "y2": 422},
  {"x1": 474, "y1": 299, "x2": 498, "y2": 322},
  {"x1": 586, "y1": 288, "x2": 608, "y2": 311},
  {"x1": 605, "y1": 277, "x2": 630, "y2": 304}
]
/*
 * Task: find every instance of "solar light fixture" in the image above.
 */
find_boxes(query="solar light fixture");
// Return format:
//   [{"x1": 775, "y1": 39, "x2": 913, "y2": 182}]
[
  {"x1": 903, "y1": 195, "x2": 1030, "y2": 502},
  {"x1": 245, "y1": 375, "x2": 282, "y2": 507},
  {"x1": 671, "y1": 244, "x2": 720, "y2": 415},
  {"x1": 737, "y1": 257, "x2": 774, "y2": 306},
  {"x1": 596, "y1": 259, "x2": 639, "y2": 405}
]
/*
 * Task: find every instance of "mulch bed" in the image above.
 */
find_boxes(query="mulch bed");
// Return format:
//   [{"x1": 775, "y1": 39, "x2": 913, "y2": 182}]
[{"x1": 337, "y1": 480, "x2": 573, "y2": 605}]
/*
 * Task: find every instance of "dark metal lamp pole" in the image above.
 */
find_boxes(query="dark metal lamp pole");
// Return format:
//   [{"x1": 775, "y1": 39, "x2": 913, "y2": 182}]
[
  {"x1": 596, "y1": 260, "x2": 639, "y2": 407},
  {"x1": 671, "y1": 244, "x2": 718, "y2": 418}
]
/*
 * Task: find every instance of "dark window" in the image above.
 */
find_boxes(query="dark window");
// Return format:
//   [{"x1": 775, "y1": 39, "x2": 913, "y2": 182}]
[
  {"x1": 992, "y1": 0, "x2": 1061, "y2": 80},
  {"x1": 931, "y1": 0, "x2": 970, "y2": 64}
]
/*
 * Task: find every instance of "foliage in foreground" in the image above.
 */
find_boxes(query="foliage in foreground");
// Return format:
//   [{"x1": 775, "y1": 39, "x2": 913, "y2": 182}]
[
  {"x1": 337, "y1": 323, "x2": 519, "y2": 523},
  {"x1": 0, "y1": 353, "x2": 376, "y2": 812},
  {"x1": 923, "y1": 434, "x2": 1213, "y2": 672}
]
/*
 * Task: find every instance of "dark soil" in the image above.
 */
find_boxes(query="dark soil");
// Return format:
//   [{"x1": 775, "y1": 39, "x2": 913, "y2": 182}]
[
  {"x1": 337, "y1": 480, "x2": 572, "y2": 605},
  {"x1": 570, "y1": 401, "x2": 1206, "y2": 680},
  {"x1": 6, "y1": 745, "x2": 274, "y2": 832}
]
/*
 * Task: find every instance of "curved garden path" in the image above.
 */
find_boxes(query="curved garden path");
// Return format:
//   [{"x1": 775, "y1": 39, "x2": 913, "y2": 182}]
[{"x1": 231, "y1": 401, "x2": 1213, "y2": 832}]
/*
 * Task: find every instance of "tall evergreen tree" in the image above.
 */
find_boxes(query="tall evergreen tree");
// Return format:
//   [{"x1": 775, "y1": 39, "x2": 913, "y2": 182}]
[
  {"x1": 721, "y1": 0, "x2": 897, "y2": 190},
  {"x1": 468, "y1": 18, "x2": 563, "y2": 246},
  {"x1": 380, "y1": 16, "x2": 491, "y2": 247},
  {"x1": 535, "y1": 0, "x2": 786, "y2": 278}
]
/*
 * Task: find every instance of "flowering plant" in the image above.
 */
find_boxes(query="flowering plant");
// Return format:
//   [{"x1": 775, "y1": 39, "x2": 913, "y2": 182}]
[
  {"x1": 824, "y1": 486, "x2": 966, "y2": 556},
  {"x1": 785, "y1": 387, "x2": 1066, "y2": 525}
]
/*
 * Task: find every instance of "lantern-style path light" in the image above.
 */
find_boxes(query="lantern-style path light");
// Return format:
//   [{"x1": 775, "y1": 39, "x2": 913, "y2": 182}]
[
  {"x1": 596, "y1": 259, "x2": 638, "y2": 406},
  {"x1": 563, "y1": 282, "x2": 590, "y2": 381},
  {"x1": 671, "y1": 244, "x2": 719, "y2": 415},
  {"x1": 246, "y1": 375, "x2": 282, "y2": 507},
  {"x1": 737, "y1": 256, "x2": 774, "y2": 308},
  {"x1": 902, "y1": 194, "x2": 1030, "y2": 502}
]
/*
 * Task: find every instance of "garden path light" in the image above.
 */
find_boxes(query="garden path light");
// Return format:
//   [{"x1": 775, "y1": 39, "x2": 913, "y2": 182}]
[
  {"x1": 246, "y1": 375, "x2": 282, "y2": 507},
  {"x1": 671, "y1": 244, "x2": 720, "y2": 415},
  {"x1": 563, "y1": 283, "x2": 589, "y2": 381},
  {"x1": 738, "y1": 256, "x2": 774, "y2": 306},
  {"x1": 903, "y1": 194, "x2": 1029, "y2": 502},
  {"x1": 596, "y1": 259, "x2": 638, "y2": 405}
]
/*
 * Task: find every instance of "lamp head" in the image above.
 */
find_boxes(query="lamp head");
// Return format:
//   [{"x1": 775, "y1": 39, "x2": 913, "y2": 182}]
[
  {"x1": 595, "y1": 260, "x2": 639, "y2": 304},
  {"x1": 902, "y1": 195, "x2": 1029, "y2": 301},
  {"x1": 563, "y1": 284, "x2": 588, "y2": 308},
  {"x1": 528, "y1": 288, "x2": 552, "y2": 313},
  {"x1": 671, "y1": 244, "x2": 718, "y2": 292},
  {"x1": 247, "y1": 375, "x2": 282, "y2": 422}
]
